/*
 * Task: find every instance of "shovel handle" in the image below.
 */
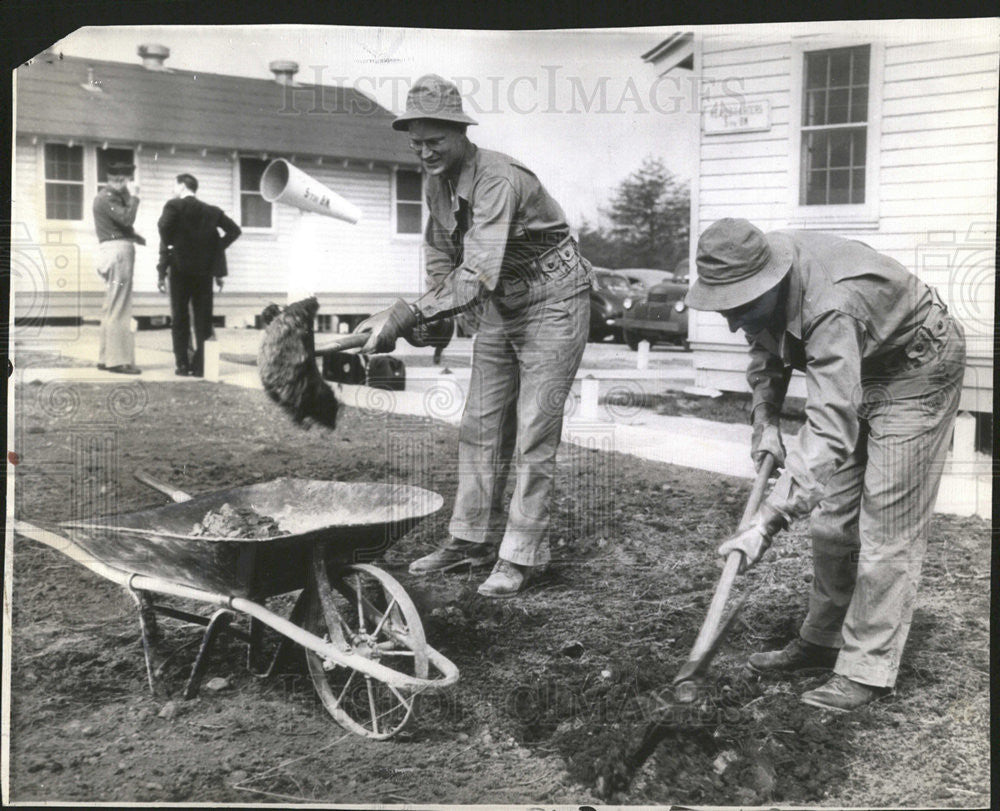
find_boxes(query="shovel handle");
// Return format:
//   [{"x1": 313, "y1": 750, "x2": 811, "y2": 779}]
[
  {"x1": 133, "y1": 470, "x2": 193, "y2": 503},
  {"x1": 313, "y1": 332, "x2": 369, "y2": 355},
  {"x1": 683, "y1": 452, "x2": 777, "y2": 666}
]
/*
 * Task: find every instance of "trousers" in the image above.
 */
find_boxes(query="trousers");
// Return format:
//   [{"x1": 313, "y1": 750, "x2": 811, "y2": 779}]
[
  {"x1": 449, "y1": 284, "x2": 590, "y2": 567},
  {"x1": 799, "y1": 315, "x2": 966, "y2": 688},
  {"x1": 169, "y1": 272, "x2": 214, "y2": 374},
  {"x1": 97, "y1": 240, "x2": 136, "y2": 368}
]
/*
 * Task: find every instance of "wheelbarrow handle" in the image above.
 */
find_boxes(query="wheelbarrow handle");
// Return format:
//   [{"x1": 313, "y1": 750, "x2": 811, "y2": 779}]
[{"x1": 134, "y1": 470, "x2": 193, "y2": 503}]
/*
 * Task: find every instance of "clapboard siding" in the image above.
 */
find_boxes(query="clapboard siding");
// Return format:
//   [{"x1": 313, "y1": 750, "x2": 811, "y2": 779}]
[
  {"x1": 679, "y1": 25, "x2": 997, "y2": 413},
  {"x1": 883, "y1": 52, "x2": 999, "y2": 84},
  {"x1": 881, "y1": 71, "x2": 999, "y2": 100},
  {"x1": 881, "y1": 87, "x2": 999, "y2": 117},
  {"x1": 884, "y1": 39, "x2": 999, "y2": 65}
]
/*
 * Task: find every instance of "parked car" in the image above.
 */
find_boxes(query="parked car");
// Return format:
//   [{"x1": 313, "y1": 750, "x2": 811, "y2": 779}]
[
  {"x1": 619, "y1": 272, "x2": 690, "y2": 351},
  {"x1": 615, "y1": 268, "x2": 675, "y2": 295},
  {"x1": 588, "y1": 269, "x2": 632, "y2": 342}
]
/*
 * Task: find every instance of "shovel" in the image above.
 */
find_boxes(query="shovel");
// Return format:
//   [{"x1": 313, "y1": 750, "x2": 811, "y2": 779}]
[
  {"x1": 595, "y1": 453, "x2": 778, "y2": 800},
  {"x1": 671, "y1": 451, "x2": 777, "y2": 701}
]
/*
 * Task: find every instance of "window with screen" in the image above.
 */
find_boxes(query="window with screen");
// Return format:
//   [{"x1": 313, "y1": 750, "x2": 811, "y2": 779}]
[
  {"x1": 44, "y1": 144, "x2": 84, "y2": 220},
  {"x1": 395, "y1": 169, "x2": 423, "y2": 234},
  {"x1": 96, "y1": 147, "x2": 135, "y2": 191},
  {"x1": 239, "y1": 157, "x2": 272, "y2": 228},
  {"x1": 800, "y1": 45, "x2": 870, "y2": 206}
]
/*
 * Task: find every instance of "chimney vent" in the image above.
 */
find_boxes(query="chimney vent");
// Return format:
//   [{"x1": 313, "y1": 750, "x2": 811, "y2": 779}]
[
  {"x1": 269, "y1": 60, "x2": 299, "y2": 85},
  {"x1": 138, "y1": 43, "x2": 170, "y2": 71}
]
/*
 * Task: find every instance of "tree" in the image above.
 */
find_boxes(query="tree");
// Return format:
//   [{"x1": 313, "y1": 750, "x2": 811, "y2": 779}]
[{"x1": 579, "y1": 156, "x2": 690, "y2": 270}]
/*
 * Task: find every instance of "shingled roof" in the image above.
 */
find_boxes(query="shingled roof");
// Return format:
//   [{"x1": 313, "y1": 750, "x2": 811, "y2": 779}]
[{"x1": 15, "y1": 53, "x2": 419, "y2": 166}]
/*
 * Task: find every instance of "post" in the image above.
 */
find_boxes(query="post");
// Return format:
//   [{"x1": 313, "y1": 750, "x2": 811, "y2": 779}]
[
  {"x1": 580, "y1": 375, "x2": 600, "y2": 422},
  {"x1": 637, "y1": 340, "x2": 650, "y2": 370},
  {"x1": 203, "y1": 339, "x2": 220, "y2": 382}
]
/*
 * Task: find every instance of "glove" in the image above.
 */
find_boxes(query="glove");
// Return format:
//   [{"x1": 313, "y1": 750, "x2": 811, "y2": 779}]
[
  {"x1": 409, "y1": 316, "x2": 454, "y2": 349},
  {"x1": 751, "y1": 404, "x2": 786, "y2": 472},
  {"x1": 157, "y1": 277, "x2": 167, "y2": 294},
  {"x1": 354, "y1": 299, "x2": 418, "y2": 354},
  {"x1": 717, "y1": 503, "x2": 788, "y2": 572}
]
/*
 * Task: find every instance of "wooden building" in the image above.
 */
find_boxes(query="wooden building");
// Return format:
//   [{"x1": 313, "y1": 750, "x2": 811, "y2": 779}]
[
  {"x1": 643, "y1": 19, "x2": 997, "y2": 516},
  {"x1": 13, "y1": 45, "x2": 426, "y2": 328}
]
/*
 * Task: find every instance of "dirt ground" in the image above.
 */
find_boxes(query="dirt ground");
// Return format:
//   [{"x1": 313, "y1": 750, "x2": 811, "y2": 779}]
[{"x1": 6, "y1": 377, "x2": 991, "y2": 806}]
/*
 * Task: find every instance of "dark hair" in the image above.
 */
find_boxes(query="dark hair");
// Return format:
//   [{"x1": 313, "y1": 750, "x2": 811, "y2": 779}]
[{"x1": 176, "y1": 173, "x2": 199, "y2": 192}]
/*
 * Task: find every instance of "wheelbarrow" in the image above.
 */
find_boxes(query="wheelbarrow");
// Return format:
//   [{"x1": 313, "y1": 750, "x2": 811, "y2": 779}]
[{"x1": 13, "y1": 471, "x2": 459, "y2": 740}]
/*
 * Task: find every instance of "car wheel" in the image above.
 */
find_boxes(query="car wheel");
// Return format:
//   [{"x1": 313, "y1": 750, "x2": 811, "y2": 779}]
[{"x1": 623, "y1": 330, "x2": 639, "y2": 351}]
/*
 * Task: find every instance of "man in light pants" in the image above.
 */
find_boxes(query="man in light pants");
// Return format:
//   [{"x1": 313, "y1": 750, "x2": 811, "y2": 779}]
[
  {"x1": 92, "y1": 160, "x2": 145, "y2": 375},
  {"x1": 688, "y1": 218, "x2": 966, "y2": 712},
  {"x1": 355, "y1": 75, "x2": 593, "y2": 598}
]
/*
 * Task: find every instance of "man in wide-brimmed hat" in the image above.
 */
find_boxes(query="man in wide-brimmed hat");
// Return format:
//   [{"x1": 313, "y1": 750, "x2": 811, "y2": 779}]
[
  {"x1": 92, "y1": 160, "x2": 146, "y2": 374},
  {"x1": 354, "y1": 74, "x2": 595, "y2": 598},
  {"x1": 687, "y1": 218, "x2": 966, "y2": 711}
]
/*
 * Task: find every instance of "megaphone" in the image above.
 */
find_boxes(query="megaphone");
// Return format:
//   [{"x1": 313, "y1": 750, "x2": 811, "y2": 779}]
[{"x1": 260, "y1": 159, "x2": 362, "y2": 224}]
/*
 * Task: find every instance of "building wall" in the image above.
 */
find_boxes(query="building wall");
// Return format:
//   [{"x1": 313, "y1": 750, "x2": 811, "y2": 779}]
[
  {"x1": 688, "y1": 26, "x2": 997, "y2": 414},
  {"x1": 11, "y1": 137, "x2": 423, "y2": 320}
]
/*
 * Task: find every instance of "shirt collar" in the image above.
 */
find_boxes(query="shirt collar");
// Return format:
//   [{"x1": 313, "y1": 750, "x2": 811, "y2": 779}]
[
  {"x1": 450, "y1": 142, "x2": 479, "y2": 208},
  {"x1": 784, "y1": 265, "x2": 803, "y2": 340}
]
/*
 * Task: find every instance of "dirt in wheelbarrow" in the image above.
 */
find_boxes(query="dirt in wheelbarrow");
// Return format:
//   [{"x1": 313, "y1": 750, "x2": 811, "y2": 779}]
[{"x1": 8, "y1": 380, "x2": 991, "y2": 807}]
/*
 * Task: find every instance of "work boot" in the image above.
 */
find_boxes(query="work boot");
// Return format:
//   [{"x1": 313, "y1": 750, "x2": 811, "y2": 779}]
[
  {"x1": 477, "y1": 559, "x2": 534, "y2": 599},
  {"x1": 746, "y1": 637, "x2": 839, "y2": 675},
  {"x1": 800, "y1": 674, "x2": 889, "y2": 712},
  {"x1": 408, "y1": 537, "x2": 494, "y2": 575}
]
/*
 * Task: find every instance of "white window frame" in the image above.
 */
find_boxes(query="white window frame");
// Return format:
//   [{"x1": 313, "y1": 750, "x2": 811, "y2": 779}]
[
  {"x1": 234, "y1": 156, "x2": 277, "y2": 234},
  {"x1": 788, "y1": 37, "x2": 883, "y2": 230},
  {"x1": 40, "y1": 142, "x2": 87, "y2": 223},
  {"x1": 392, "y1": 166, "x2": 424, "y2": 238}
]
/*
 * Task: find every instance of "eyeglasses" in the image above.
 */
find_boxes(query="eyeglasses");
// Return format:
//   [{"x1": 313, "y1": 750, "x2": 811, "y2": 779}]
[{"x1": 408, "y1": 136, "x2": 448, "y2": 154}]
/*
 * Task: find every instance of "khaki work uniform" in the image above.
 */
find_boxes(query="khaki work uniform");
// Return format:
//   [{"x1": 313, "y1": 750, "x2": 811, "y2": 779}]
[
  {"x1": 424, "y1": 145, "x2": 593, "y2": 567},
  {"x1": 748, "y1": 231, "x2": 966, "y2": 688}
]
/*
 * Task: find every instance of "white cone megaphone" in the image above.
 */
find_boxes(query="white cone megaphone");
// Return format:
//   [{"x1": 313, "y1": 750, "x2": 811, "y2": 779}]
[{"x1": 260, "y1": 159, "x2": 362, "y2": 224}]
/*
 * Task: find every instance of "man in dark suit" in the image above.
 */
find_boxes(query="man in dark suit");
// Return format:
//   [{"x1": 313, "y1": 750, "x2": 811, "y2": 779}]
[{"x1": 157, "y1": 173, "x2": 242, "y2": 376}]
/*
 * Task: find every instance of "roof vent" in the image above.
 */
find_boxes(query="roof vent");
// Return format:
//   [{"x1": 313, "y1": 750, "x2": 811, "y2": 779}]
[
  {"x1": 80, "y1": 66, "x2": 103, "y2": 93},
  {"x1": 269, "y1": 60, "x2": 299, "y2": 85},
  {"x1": 138, "y1": 43, "x2": 170, "y2": 71}
]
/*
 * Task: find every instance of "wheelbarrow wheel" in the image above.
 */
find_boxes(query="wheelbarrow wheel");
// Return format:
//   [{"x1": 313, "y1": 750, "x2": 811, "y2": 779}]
[{"x1": 304, "y1": 562, "x2": 429, "y2": 739}]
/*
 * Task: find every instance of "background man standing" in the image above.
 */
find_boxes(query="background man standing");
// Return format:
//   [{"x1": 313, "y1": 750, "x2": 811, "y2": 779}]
[
  {"x1": 92, "y1": 160, "x2": 144, "y2": 375},
  {"x1": 157, "y1": 173, "x2": 241, "y2": 376},
  {"x1": 355, "y1": 75, "x2": 594, "y2": 598},
  {"x1": 688, "y1": 218, "x2": 966, "y2": 712}
]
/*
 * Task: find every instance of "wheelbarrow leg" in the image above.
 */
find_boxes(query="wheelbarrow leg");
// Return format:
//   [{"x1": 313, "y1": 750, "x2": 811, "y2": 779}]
[
  {"x1": 247, "y1": 590, "x2": 310, "y2": 678},
  {"x1": 128, "y1": 587, "x2": 165, "y2": 696},
  {"x1": 183, "y1": 609, "x2": 233, "y2": 699}
]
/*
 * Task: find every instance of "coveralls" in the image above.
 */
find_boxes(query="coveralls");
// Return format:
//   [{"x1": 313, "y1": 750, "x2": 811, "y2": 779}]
[{"x1": 748, "y1": 231, "x2": 966, "y2": 688}]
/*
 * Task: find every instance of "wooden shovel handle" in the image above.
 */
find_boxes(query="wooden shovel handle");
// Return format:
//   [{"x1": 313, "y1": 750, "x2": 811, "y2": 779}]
[
  {"x1": 685, "y1": 453, "x2": 777, "y2": 664},
  {"x1": 313, "y1": 332, "x2": 369, "y2": 355},
  {"x1": 133, "y1": 470, "x2": 193, "y2": 503}
]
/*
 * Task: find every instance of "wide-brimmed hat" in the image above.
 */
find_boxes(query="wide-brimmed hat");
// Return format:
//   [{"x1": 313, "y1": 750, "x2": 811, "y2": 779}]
[
  {"x1": 685, "y1": 219, "x2": 793, "y2": 311},
  {"x1": 106, "y1": 161, "x2": 136, "y2": 177},
  {"x1": 392, "y1": 74, "x2": 479, "y2": 131}
]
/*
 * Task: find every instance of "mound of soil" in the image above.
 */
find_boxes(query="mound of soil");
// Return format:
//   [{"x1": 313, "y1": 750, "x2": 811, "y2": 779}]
[{"x1": 190, "y1": 504, "x2": 286, "y2": 539}]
